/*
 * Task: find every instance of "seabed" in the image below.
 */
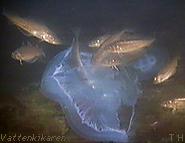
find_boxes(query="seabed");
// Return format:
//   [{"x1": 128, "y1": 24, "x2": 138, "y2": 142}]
[{"x1": 0, "y1": 65, "x2": 185, "y2": 143}]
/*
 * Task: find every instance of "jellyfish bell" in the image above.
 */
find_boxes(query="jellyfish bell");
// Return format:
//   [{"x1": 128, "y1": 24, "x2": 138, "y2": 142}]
[
  {"x1": 41, "y1": 52, "x2": 129, "y2": 142},
  {"x1": 41, "y1": 33, "x2": 133, "y2": 142}
]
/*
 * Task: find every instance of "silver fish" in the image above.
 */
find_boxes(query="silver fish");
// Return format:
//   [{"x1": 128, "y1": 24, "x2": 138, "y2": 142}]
[
  {"x1": 88, "y1": 34, "x2": 111, "y2": 48},
  {"x1": 3, "y1": 12, "x2": 61, "y2": 45},
  {"x1": 94, "y1": 49, "x2": 145, "y2": 70},
  {"x1": 92, "y1": 38, "x2": 151, "y2": 69},
  {"x1": 106, "y1": 39, "x2": 154, "y2": 54},
  {"x1": 161, "y1": 98, "x2": 185, "y2": 113},
  {"x1": 153, "y1": 56, "x2": 178, "y2": 84},
  {"x1": 11, "y1": 41, "x2": 45, "y2": 65},
  {"x1": 96, "y1": 53, "x2": 122, "y2": 70},
  {"x1": 92, "y1": 30, "x2": 152, "y2": 64},
  {"x1": 89, "y1": 30, "x2": 136, "y2": 49},
  {"x1": 92, "y1": 30, "x2": 126, "y2": 65}
]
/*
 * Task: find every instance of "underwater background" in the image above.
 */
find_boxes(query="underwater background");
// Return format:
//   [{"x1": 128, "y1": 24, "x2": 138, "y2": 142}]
[{"x1": 0, "y1": 0, "x2": 185, "y2": 142}]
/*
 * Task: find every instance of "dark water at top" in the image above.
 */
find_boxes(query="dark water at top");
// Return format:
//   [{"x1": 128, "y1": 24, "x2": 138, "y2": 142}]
[{"x1": 0, "y1": 0, "x2": 185, "y2": 81}]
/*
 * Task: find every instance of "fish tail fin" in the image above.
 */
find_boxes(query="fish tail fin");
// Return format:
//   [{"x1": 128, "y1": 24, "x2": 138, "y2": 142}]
[
  {"x1": 170, "y1": 50, "x2": 181, "y2": 62},
  {"x1": 22, "y1": 41, "x2": 26, "y2": 47},
  {"x1": 176, "y1": 54, "x2": 181, "y2": 62},
  {"x1": 70, "y1": 27, "x2": 81, "y2": 48},
  {"x1": 26, "y1": 41, "x2": 32, "y2": 47},
  {"x1": 71, "y1": 28, "x2": 81, "y2": 47},
  {"x1": 35, "y1": 43, "x2": 46, "y2": 58},
  {"x1": 38, "y1": 48, "x2": 47, "y2": 64},
  {"x1": 41, "y1": 49, "x2": 46, "y2": 58},
  {"x1": 39, "y1": 56, "x2": 47, "y2": 64},
  {"x1": 2, "y1": 8, "x2": 7, "y2": 17},
  {"x1": 72, "y1": 28, "x2": 81, "y2": 38},
  {"x1": 70, "y1": 28, "x2": 91, "y2": 82},
  {"x1": 174, "y1": 51, "x2": 181, "y2": 61},
  {"x1": 69, "y1": 28, "x2": 83, "y2": 68},
  {"x1": 2, "y1": 8, "x2": 12, "y2": 19}
]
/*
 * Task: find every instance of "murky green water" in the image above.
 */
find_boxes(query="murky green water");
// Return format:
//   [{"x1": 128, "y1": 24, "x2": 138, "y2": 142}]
[
  {"x1": 0, "y1": 63, "x2": 184, "y2": 143},
  {"x1": 1, "y1": 1, "x2": 185, "y2": 143}
]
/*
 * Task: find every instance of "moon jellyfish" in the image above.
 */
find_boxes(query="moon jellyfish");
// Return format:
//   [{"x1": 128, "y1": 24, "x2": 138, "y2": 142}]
[{"x1": 41, "y1": 34, "x2": 141, "y2": 142}]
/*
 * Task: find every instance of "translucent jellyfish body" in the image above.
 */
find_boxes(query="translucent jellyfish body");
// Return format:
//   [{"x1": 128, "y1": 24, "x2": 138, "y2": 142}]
[{"x1": 41, "y1": 37, "x2": 141, "y2": 142}]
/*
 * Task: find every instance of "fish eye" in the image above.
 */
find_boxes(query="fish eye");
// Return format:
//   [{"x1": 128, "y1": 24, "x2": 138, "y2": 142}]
[
  {"x1": 42, "y1": 32, "x2": 51, "y2": 41},
  {"x1": 155, "y1": 76, "x2": 160, "y2": 81},
  {"x1": 33, "y1": 31, "x2": 37, "y2": 35},
  {"x1": 16, "y1": 52, "x2": 22, "y2": 58}
]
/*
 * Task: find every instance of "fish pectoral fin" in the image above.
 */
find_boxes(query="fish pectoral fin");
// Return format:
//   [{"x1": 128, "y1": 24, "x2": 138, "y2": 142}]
[
  {"x1": 42, "y1": 51, "x2": 46, "y2": 58},
  {"x1": 26, "y1": 57, "x2": 39, "y2": 63},
  {"x1": 39, "y1": 39, "x2": 44, "y2": 42},
  {"x1": 17, "y1": 27, "x2": 32, "y2": 37},
  {"x1": 112, "y1": 65, "x2": 120, "y2": 71},
  {"x1": 19, "y1": 59, "x2": 23, "y2": 65},
  {"x1": 172, "y1": 108, "x2": 176, "y2": 114}
]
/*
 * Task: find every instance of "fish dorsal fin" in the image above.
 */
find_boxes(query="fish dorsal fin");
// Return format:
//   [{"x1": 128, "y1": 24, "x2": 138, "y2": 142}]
[
  {"x1": 100, "y1": 30, "x2": 125, "y2": 49},
  {"x1": 92, "y1": 30, "x2": 125, "y2": 64},
  {"x1": 68, "y1": 31, "x2": 83, "y2": 68}
]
